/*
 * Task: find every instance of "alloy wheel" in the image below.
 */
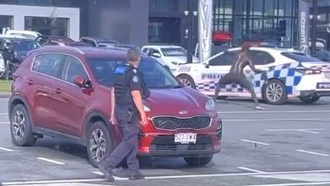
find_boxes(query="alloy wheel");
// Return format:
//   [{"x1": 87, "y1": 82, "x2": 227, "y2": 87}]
[
  {"x1": 265, "y1": 82, "x2": 284, "y2": 103},
  {"x1": 12, "y1": 110, "x2": 26, "y2": 141},
  {"x1": 89, "y1": 129, "x2": 107, "y2": 163},
  {"x1": 180, "y1": 78, "x2": 192, "y2": 87}
]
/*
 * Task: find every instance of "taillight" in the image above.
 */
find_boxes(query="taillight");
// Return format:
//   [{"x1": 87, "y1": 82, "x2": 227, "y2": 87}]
[
  {"x1": 295, "y1": 68, "x2": 322, "y2": 75},
  {"x1": 305, "y1": 69, "x2": 322, "y2": 75}
]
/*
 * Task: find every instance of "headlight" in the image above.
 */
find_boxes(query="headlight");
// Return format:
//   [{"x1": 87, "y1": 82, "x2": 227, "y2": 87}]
[
  {"x1": 205, "y1": 96, "x2": 215, "y2": 111},
  {"x1": 143, "y1": 105, "x2": 151, "y2": 112}
]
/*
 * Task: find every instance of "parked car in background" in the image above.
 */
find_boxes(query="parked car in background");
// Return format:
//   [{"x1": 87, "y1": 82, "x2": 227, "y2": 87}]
[
  {"x1": 142, "y1": 44, "x2": 199, "y2": 72},
  {"x1": 173, "y1": 47, "x2": 330, "y2": 105},
  {"x1": 0, "y1": 37, "x2": 40, "y2": 76},
  {"x1": 8, "y1": 45, "x2": 222, "y2": 168},
  {"x1": 79, "y1": 37, "x2": 119, "y2": 47},
  {"x1": 3, "y1": 29, "x2": 42, "y2": 40},
  {"x1": 314, "y1": 48, "x2": 330, "y2": 62},
  {"x1": 36, "y1": 35, "x2": 75, "y2": 46}
]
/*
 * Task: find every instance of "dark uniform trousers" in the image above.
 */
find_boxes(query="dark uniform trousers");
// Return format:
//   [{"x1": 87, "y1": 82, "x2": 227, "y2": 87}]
[{"x1": 102, "y1": 105, "x2": 140, "y2": 171}]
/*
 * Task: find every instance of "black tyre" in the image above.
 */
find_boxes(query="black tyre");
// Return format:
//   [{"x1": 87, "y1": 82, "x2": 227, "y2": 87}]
[
  {"x1": 299, "y1": 95, "x2": 320, "y2": 104},
  {"x1": 10, "y1": 104, "x2": 36, "y2": 146},
  {"x1": 86, "y1": 121, "x2": 113, "y2": 167},
  {"x1": 262, "y1": 79, "x2": 287, "y2": 105},
  {"x1": 184, "y1": 156, "x2": 213, "y2": 167},
  {"x1": 177, "y1": 74, "x2": 196, "y2": 89}
]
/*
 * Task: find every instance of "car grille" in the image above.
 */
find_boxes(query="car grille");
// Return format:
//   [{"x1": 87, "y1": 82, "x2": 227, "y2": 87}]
[{"x1": 151, "y1": 116, "x2": 211, "y2": 130}]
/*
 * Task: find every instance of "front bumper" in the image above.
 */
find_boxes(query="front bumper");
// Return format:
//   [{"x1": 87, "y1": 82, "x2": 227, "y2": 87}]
[{"x1": 138, "y1": 131, "x2": 222, "y2": 157}]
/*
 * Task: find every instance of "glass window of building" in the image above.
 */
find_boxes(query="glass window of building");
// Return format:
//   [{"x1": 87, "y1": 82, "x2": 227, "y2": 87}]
[
  {"x1": 0, "y1": 16, "x2": 13, "y2": 32},
  {"x1": 213, "y1": 0, "x2": 299, "y2": 48},
  {"x1": 149, "y1": 0, "x2": 178, "y2": 12},
  {"x1": 24, "y1": 16, "x2": 69, "y2": 37}
]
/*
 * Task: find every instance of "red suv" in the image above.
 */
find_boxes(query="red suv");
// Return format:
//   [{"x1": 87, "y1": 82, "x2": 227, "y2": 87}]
[{"x1": 8, "y1": 46, "x2": 222, "y2": 167}]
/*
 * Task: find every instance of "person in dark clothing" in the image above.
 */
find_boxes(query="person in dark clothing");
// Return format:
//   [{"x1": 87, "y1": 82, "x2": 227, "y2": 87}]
[
  {"x1": 0, "y1": 39, "x2": 15, "y2": 80},
  {"x1": 98, "y1": 48, "x2": 150, "y2": 182},
  {"x1": 214, "y1": 43, "x2": 266, "y2": 110}
]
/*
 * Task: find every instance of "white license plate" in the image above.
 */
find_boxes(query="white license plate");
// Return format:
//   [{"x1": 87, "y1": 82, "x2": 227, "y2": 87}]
[
  {"x1": 324, "y1": 72, "x2": 330, "y2": 79},
  {"x1": 174, "y1": 133, "x2": 197, "y2": 144}
]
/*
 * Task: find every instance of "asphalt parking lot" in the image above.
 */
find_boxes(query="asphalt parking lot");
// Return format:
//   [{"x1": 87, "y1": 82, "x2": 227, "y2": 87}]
[{"x1": 1, "y1": 97, "x2": 330, "y2": 186}]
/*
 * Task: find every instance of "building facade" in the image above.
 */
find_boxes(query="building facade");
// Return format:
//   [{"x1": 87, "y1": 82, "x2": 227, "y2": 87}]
[
  {"x1": 314, "y1": 0, "x2": 330, "y2": 50},
  {"x1": 0, "y1": 0, "x2": 324, "y2": 49}
]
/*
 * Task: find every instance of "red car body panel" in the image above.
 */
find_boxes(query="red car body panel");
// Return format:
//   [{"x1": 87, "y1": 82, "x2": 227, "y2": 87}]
[{"x1": 9, "y1": 46, "x2": 222, "y2": 160}]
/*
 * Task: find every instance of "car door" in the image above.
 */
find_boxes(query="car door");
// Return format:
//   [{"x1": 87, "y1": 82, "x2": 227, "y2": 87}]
[
  {"x1": 193, "y1": 51, "x2": 237, "y2": 94},
  {"x1": 30, "y1": 53, "x2": 66, "y2": 131},
  {"x1": 54, "y1": 55, "x2": 90, "y2": 137},
  {"x1": 203, "y1": 51, "x2": 238, "y2": 80},
  {"x1": 245, "y1": 50, "x2": 276, "y2": 76}
]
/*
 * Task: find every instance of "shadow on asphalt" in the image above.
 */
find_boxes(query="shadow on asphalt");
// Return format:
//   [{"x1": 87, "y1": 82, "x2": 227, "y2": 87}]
[{"x1": 33, "y1": 137, "x2": 217, "y2": 170}]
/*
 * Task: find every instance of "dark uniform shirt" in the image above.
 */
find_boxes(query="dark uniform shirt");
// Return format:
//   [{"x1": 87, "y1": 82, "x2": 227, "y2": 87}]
[{"x1": 113, "y1": 63, "x2": 149, "y2": 107}]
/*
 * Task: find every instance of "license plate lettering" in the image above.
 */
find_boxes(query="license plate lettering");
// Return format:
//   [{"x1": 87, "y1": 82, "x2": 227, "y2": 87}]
[{"x1": 174, "y1": 133, "x2": 197, "y2": 144}]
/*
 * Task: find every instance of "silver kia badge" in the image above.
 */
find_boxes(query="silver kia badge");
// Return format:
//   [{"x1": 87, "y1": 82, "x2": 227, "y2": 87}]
[{"x1": 179, "y1": 110, "x2": 188, "y2": 115}]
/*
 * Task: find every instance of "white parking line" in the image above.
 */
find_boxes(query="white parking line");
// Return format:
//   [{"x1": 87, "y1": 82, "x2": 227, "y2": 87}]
[
  {"x1": 237, "y1": 167, "x2": 267, "y2": 174},
  {"x1": 266, "y1": 128, "x2": 324, "y2": 134},
  {"x1": 92, "y1": 171, "x2": 129, "y2": 180},
  {"x1": 1, "y1": 178, "x2": 107, "y2": 186},
  {"x1": 37, "y1": 157, "x2": 66, "y2": 165},
  {"x1": 218, "y1": 110, "x2": 330, "y2": 114},
  {"x1": 266, "y1": 128, "x2": 324, "y2": 132},
  {"x1": 245, "y1": 182, "x2": 330, "y2": 186},
  {"x1": 223, "y1": 118, "x2": 330, "y2": 122},
  {"x1": 296, "y1": 129, "x2": 320, "y2": 134},
  {"x1": 240, "y1": 139, "x2": 270, "y2": 146},
  {"x1": 296, "y1": 149, "x2": 329, "y2": 157},
  {"x1": 0, "y1": 122, "x2": 9, "y2": 125},
  {"x1": 3, "y1": 169, "x2": 330, "y2": 185},
  {"x1": 0, "y1": 146, "x2": 14, "y2": 152}
]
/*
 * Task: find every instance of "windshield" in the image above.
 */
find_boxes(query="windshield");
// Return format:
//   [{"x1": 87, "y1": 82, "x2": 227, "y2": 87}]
[
  {"x1": 12, "y1": 40, "x2": 40, "y2": 51},
  {"x1": 161, "y1": 48, "x2": 187, "y2": 57},
  {"x1": 87, "y1": 57, "x2": 180, "y2": 88},
  {"x1": 281, "y1": 52, "x2": 323, "y2": 62}
]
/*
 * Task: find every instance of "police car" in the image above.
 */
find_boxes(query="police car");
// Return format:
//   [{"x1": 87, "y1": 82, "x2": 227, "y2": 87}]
[{"x1": 173, "y1": 47, "x2": 330, "y2": 105}]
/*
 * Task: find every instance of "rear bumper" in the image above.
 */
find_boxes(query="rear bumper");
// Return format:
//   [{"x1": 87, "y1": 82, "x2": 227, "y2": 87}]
[
  {"x1": 300, "y1": 90, "x2": 330, "y2": 97},
  {"x1": 138, "y1": 131, "x2": 222, "y2": 157}
]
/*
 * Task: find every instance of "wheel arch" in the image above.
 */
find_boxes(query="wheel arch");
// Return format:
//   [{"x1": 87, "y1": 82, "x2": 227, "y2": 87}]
[
  {"x1": 261, "y1": 77, "x2": 287, "y2": 99},
  {"x1": 81, "y1": 110, "x2": 117, "y2": 146},
  {"x1": 8, "y1": 94, "x2": 32, "y2": 122},
  {"x1": 176, "y1": 73, "x2": 196, "y2": 88}
]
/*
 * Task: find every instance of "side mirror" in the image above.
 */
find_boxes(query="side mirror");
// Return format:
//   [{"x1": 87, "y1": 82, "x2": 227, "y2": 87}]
[
  {"x1": 73, "y1": 75, "x2": 86, "y2": 87},
  {"x1": 204, "y1": 63, "x2": 210, "y2": 69},
  {"x1": 151, "y1": 52, "x2": 161, "y2": 58}
]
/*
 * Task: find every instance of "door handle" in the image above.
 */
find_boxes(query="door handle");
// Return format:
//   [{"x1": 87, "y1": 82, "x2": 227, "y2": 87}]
[
  {"x1": 27, "y1": 79, "x2": 33, "y2": 85},
  {"x1": 54, "y1": 88, "x2": 61, "y2": 94}
]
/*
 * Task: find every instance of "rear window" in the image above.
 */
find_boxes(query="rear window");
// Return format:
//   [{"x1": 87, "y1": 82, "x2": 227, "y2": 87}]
[{"x1": 281, "y1": 52, "x2": 322, "y2": 62}]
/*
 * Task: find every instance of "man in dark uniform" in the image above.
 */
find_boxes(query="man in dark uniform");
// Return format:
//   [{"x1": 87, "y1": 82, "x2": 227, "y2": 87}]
[
  {"x1": 98, "y1": 48, "x2": 150, "y2": 182},
  {"x1": 214, "y1": 43, "x2": 267, "y2": 110}
]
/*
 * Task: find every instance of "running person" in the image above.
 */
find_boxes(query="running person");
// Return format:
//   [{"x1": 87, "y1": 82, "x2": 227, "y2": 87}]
[{"x1": 214, "y1": 43, "x2": 266, "y2": 110}]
